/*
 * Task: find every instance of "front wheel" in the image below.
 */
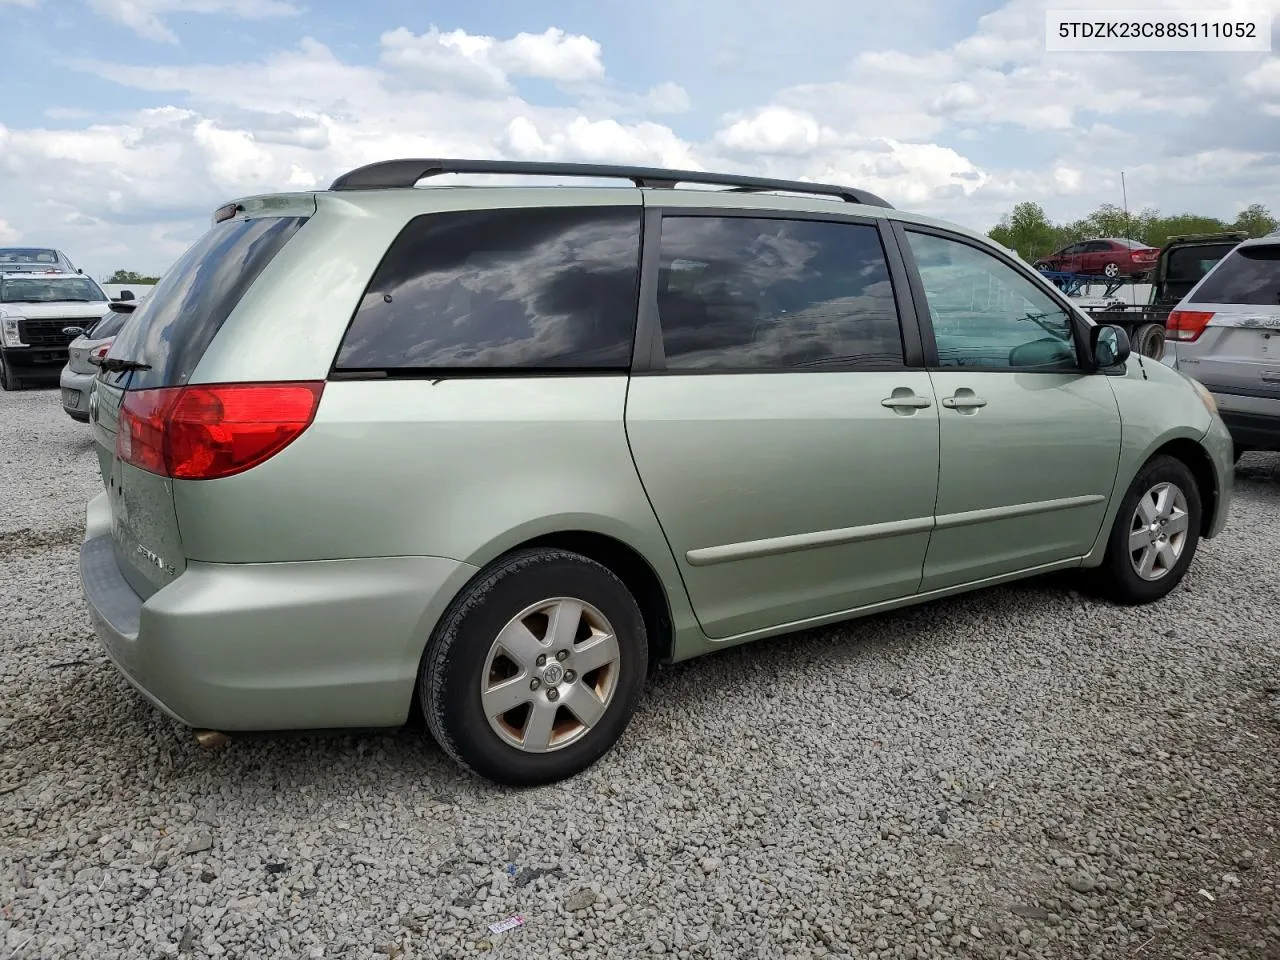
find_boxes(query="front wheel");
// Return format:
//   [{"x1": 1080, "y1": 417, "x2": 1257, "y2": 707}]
[
  {"x1": 1093, "y1": 455, "x2": 1201, "y2": 605},
  {"x1": 421, "y1": 548, "x2": 648, "y2": 786},
  {"x1": 0, "y1": 354, "x2": 17, "y2": 391}
]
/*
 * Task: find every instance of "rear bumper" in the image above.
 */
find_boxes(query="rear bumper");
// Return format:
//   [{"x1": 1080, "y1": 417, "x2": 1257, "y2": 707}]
[
  {"x1": 1211, "y1": 391, "x2": 1280, "y2": 451},
  {"x1": 79, "y1": 491, "x2": 477, "y2": 732},
  {"x1": 59, "y1": 366, "x2": 93, "y2": 421}
]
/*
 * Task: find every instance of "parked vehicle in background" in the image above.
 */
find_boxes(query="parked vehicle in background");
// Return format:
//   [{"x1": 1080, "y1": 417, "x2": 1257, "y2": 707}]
[
  {"x1": 1034, "y1": 238, "x2": 1160, "y2": 279},
  {"x1": 78, "y1": 159, "x2": 1233, "y2": 787},
  {"x1": 0, "y1": 247, "x2": 79, "y2": 274},
  {"x1": 1081, "y1": 232, "x2": 1247, "y2": 360},
  {"x1": 1162, "y1": 231, "x2": 1280, "y2": 458},
  {"x1": 0, "y1": 272, "x2": 111, "y2": 390},
  {"x1": 60, "y1": 306, "x2": 134, "y2": 421}
]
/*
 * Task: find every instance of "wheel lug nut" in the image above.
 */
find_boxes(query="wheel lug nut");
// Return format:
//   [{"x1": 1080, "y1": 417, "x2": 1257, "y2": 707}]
[
  {"x1": 536, "y1": 654, "x2": 547, "y2": 667},
  {"x1": 530, "y1": 678, "x2": 540, "y2": 691},
  {"x1": 547, "y1": 688, "x2": 559, "y2": 702},
  {"x1": 564, "y1": 670, "x2": 576, "y2": 683},
  {"x1": 556, "y1": 650, "x2": 569, "y2": 662}
]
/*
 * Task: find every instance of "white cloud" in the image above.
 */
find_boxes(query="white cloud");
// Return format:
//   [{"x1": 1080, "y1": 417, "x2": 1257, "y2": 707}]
[
  {"x1": 0, "y1": 218, "x2": 20, "y2": 244},
  {"x1": 0, "y1": 0, "x2": 40, "y2": 6},
  {"x1": 85, "y1": 0, "x2": 301, "y2": 44},
  {"x1": 379, "y1": 25, "x2": 604, "y2": 92},
  {"x1": 3, "y1": 4, "x2": 1279, "y2": 277}
]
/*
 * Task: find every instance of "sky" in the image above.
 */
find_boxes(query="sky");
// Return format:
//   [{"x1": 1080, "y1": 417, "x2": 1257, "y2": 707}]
[{"x1": 0, "y1": 0, "x2": 1278, "y2": 279}]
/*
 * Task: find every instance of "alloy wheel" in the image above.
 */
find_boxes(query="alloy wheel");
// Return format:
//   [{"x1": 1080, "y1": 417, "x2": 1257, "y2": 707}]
[
  {"x1": 479, "y1": 597, "x2": 621, "y2": 753},
  {"x1": 1128, "y1": 481, "x2": 1190, "y2": 581}
]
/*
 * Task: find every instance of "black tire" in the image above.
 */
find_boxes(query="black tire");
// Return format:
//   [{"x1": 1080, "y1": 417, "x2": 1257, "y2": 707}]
[
  {"x1": 1093, "y1": 455, "x2": 1202, "y2": 605},
  {"x1": 1133, "y1": 322, "x2": 1166, "y2": 361},
  {"x1": 421, "y1": 548, "x2": 648, "y2": 786},
  {"x1": 1233, "y1": 445, "x2": 1248, "y2": 464},
  {"x1": 0, "y1": 354, "x2": 17, "y2": 391}
]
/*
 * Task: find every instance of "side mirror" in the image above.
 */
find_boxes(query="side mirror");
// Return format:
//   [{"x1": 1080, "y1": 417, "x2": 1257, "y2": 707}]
[
  {"x1": 108, "y1": 300, "x2": 137, "y2": 314},
  {"x1": 1091, "y1": 324, "x2": 1131, "y2": 369},
  {"x1": 62, "y1": 326, "x2": 87, "y2": 338},
  {"x1": 119, "y1": 290, "x2": 135, "y2": 301}
]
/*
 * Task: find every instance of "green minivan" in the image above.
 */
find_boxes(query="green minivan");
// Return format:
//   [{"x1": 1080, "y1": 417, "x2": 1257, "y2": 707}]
[{"x1": 78, "y1": 159, "x2": 1233, "y2": 785}]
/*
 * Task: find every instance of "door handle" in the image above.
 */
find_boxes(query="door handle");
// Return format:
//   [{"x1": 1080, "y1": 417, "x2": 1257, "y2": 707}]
[
  {"x1": 881, "y1": 389, "x2": 932, "y2": 411},
  {"x1": 941, "y1": 391, "x2": 987, "y2": 411}
]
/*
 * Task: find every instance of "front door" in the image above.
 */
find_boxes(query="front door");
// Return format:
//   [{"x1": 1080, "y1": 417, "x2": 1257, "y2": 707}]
[
  {"x1": 626, "y1": 211, "x2": 940, "y2": 640},
  {"x1": 898, "y1": 227, "x2": 1123, "y2": 592}
]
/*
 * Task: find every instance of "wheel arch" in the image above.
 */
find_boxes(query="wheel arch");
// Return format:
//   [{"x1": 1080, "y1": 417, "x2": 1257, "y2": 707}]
[
  {"x1": 449, "y1": 515, "x2": 687, "y2": 671},
  {"x1": 1147, "y1": 436, "x2": 1218, "y2": 537}
]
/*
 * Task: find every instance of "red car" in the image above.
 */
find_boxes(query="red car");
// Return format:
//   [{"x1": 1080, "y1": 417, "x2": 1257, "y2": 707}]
[{"x1": 1033, "y1": 237, "x2": 1159, "y2": 279}]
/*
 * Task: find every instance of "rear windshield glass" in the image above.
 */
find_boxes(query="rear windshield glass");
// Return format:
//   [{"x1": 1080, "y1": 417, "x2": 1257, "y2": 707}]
[
  {"x1": 0, "y1": 248, "x2": 60, "y2": 264},
  {"x1": 109, "y1": 215, "x2": 307, "y2": 389},
  {"x1": 1189, "y1": 244, "x2": 1280, "y2": 306},
  {"x1": 89, "y1": 310, "x2": 130, "y2": 340},
  {"x1": 1165, "y1": 244, "x2": 1235, "y2": 284},
  {"x1": 0, "y1": 277, "x2": 104, "y2": 302}
]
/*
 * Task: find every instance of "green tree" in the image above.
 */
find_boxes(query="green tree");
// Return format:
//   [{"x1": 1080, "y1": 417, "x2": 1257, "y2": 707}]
[
  {"x1": 105, "y1": 269, "x2": 160, "y2": 284},
  {"x1": 1232, "y1": 203, "x2": 1277, "y2": 238},
  {"x1": 1143, "y1": 214, "x2": 1231, "y2": 249},
  {"x1": 988, "y1": 201, "x2": 1061, "y2": 261}
]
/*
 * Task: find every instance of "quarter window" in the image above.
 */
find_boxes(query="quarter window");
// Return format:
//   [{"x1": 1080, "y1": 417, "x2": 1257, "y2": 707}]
[
  {"x1": 905, "y1": 231, "x2": 1079, "y2": 371},
  {"x1": 336, "y1": 206, "x2": 642, "y2": 371},
  {"x1": 655, "y1": 216, "x2": 905, "y2": 370}
]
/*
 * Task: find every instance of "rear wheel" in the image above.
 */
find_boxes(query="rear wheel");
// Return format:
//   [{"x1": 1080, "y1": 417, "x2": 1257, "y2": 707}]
[
  {"x1": 421, "y1": 548, "x2": 648, "y2": 786},
  {"x1": 1093, "y1": 455, "x2": 1201, "y2": 604},
  {"x1": 1103, "y1": 262, "x2": 1120, "y2": 279},
  {"x1": 1133, "y1": 322, "x2": 1166, "y2": 360}
]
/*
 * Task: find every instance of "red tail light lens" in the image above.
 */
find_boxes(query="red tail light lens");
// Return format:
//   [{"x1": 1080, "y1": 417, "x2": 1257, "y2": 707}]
[
  {"x1": 1167, "y1": 310, "x2": 1215, "y2": 343},
  {"x1": 116, "y1": 382, "x2": 324, "y2": 480},
  {"x1": 89, "y1": 339, "x2": 115, "y2": 366}
]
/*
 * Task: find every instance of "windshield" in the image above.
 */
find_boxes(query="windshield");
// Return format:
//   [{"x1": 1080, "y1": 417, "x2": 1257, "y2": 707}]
[
  {"x1": 0, "y1": 247, "x2": 61, "y2": 266},
  {"x1": 0, "y1": 277, "x2": 106, "y2": 303}
]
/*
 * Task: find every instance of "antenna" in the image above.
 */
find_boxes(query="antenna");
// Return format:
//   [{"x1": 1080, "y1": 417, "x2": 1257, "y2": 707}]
[{"x1": 1121, "y1": 171, "x2": 1130, "y2": 241}]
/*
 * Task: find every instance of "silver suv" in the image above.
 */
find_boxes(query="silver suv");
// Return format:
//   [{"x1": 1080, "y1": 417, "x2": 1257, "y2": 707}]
[{"x1": 1163, "y1": 232, "x2": 1280, "y2": 457}]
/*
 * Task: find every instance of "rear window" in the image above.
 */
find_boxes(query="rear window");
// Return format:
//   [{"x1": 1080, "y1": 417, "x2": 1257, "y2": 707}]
[
  {"x1": 0, "y1": 248, "x2": 59, "y2": 264},
  {"x1": 334, "y1": 206, "x2": 641, "y2": 372},
  {"x1": 89, "y1": 310, "x2": 130, "y2": 340},
  {"x1": 1189, "y1": 244, "x2": 1280, "y2": 306},
  {"x1": 109, "y1": 215, "x2": 307, "y2": 389},
  {"x1": 1165, "y1": 244, "x2": 1236, "y2": 283}
]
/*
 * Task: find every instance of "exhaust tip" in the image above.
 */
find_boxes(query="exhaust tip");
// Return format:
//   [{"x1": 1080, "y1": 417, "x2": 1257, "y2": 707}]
[{"x1": 194, "y1": 730, "x2": 230, "y2": 748}]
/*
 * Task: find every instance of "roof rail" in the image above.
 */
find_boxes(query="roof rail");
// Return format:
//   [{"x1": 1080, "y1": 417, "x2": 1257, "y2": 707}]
[{"x1": 327, "y1": 158, "x2": 894, "y2": 208}]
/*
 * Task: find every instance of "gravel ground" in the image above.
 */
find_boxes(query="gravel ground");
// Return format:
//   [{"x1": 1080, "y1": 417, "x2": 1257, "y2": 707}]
[{"x1": 2, "y1": 384, "x2": 1278, "y2": 960}]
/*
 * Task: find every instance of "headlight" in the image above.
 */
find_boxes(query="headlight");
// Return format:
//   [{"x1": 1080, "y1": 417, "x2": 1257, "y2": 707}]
[
  {"x1": 0, "y1": 313, "x2": 26, "y2": 348},
  {"x1": 1186, "y1": 376, "x2": 1218, "y2": 415}
]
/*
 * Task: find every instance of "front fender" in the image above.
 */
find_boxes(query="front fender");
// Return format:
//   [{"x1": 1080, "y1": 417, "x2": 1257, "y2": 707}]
[{"x1": 1083, "y1": 356, "x2": 1225, "y2": 563}]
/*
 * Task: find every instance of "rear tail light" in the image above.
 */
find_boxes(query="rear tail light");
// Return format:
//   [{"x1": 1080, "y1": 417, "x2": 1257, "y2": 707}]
[
  {"x1": 1167, "y1": 310, "x2": 1215, "y2": 342},
  {"x1": 88, "y1": 339, "x2": 114, "y2": 366},
  {"x1": 116, "y1": 381, "x2": 324, "y2": 480}
]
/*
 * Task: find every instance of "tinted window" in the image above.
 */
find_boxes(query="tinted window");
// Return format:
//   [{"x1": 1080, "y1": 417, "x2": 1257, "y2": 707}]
[
  {"x1": 654, "y1": 217, "x2": 904, "y2": 370},
  {"x1": 1190, "y1": 245, "x2": 1280, "y2": 306},
  {"x1": 336, "y1": 207, "x2": 641, "y2": 371},
  {"x1": 1165, "y1": 244, "x2": 1236, "y2": 283},
  {"x1": 89, "y1": 310, "x2": 130, "y2": 340},
  {"x1": 906, "y1": 231, "x2": 1079, "y2": 371},
  {"x1": 109, "y1": 216, "x2": 307, "y2": 389}
]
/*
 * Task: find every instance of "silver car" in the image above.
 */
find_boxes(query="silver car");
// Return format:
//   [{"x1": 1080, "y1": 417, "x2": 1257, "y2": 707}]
[
  {"x1": 1163, "y1": 232, "x2": 1280, "y2": 458},
  {"x1": 60, "y1": 308, "x2": 132, "y2": 422}
]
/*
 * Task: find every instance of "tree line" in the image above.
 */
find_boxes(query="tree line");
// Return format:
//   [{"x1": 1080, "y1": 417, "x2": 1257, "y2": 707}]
[
  {"x1": 104, "y1": 270, "x2": 160, "y2": 284},
  {"x1": 988, "y1": 201, "x2": 1277, "y2": 262}
]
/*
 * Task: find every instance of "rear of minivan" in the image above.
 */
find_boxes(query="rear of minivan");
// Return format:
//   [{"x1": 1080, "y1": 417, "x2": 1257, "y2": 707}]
[
  {"x1": 78, "y1": 186, "x2": 662, "y2": 735},
  {"x1": 79, "y1": 192, "x2": 483, "y2": 731},
  {"x1": 1164, "y1": 235, "x2": 1280, "y2": 454}
]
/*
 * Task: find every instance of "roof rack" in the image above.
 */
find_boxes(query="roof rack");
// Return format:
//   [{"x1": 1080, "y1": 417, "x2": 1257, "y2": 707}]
[{"x1": 327, "y1": 158, "x2": 894, "y2": 208}]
